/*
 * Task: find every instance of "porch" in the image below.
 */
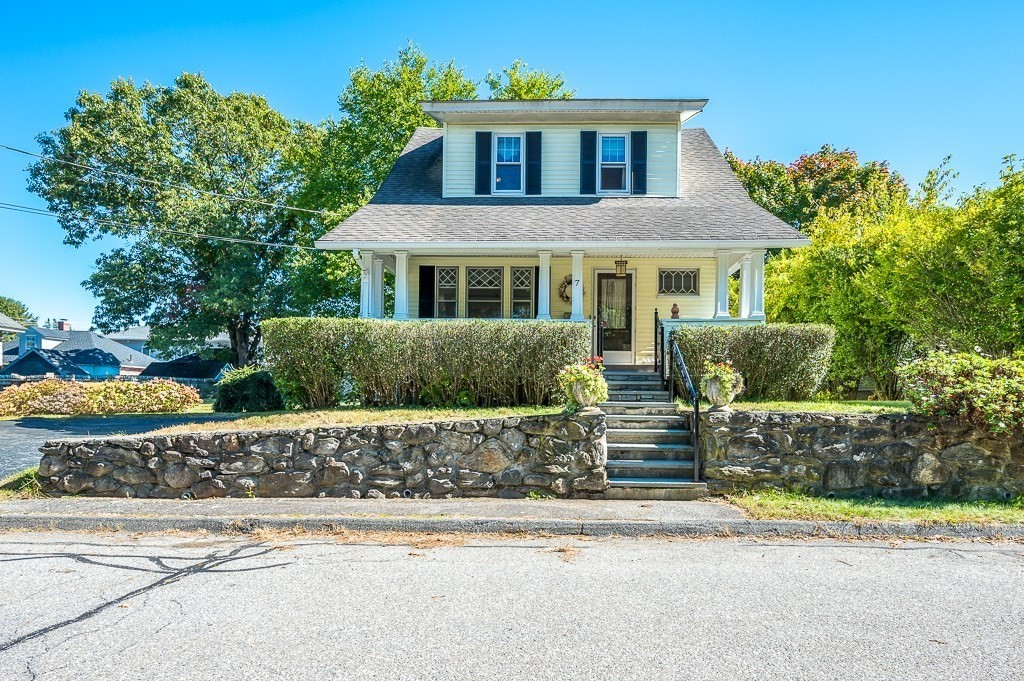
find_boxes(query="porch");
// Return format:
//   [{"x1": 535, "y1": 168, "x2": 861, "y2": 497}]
[{"x1": 356, "y1": 248, "x2": 766, "y2": 365}]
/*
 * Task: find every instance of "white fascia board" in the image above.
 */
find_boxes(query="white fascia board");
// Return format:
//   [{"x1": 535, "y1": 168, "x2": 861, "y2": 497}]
[
  {"x1": 314, "y1": 238, "x2": 810, "y2": 254},
  {"x1": 422, "y1": 98, "x2": 709, "y2": 124}
]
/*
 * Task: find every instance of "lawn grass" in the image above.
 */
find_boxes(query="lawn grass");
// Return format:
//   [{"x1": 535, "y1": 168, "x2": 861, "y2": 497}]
[
  {"x1": 729, "y1": 489, "x2": 1024, "y2": 525},
  {"x1": 150, "y1": 404, "x2": 560, "y2": 435},
  {"x1": 729, "y1": 399, "x2": 912, "y2": 414},
  {"x1": 0, "y1": 467, "x2": 46, "y2": 501}
]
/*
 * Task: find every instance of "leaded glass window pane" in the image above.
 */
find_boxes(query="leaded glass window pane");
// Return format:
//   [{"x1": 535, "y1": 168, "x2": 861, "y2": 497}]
[
  {"x1": 467, "y1": 267, "x2": 503, "y2": 318},
  {"x1": 658, "y1": 269, "x2": 700, "y2": 295}
]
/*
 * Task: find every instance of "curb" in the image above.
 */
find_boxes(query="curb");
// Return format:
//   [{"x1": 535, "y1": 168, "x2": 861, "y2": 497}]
[{"x1": 2, "y1": 514, "x2": 1023, "y2": 540}]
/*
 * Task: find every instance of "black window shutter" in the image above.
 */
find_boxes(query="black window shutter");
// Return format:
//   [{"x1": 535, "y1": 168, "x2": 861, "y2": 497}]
[
  {"x1": 533, "y1": 266, "x2": 540, "y2": 318},
  {"x1": 475, "y1": 131, "x2": 492, "y2": 195},
  {"x1": 525, "y1": 131, "x2": 542, "y2": 195},
  {"x1": 631, "y1": 131, "x2": 647, "y2": 195},
  {"x1": 418, "y1": 266, "x2": 435, "y2": 318},
  {"x1": 580, "y1": 131, "x2": 597, "y2": 195}
]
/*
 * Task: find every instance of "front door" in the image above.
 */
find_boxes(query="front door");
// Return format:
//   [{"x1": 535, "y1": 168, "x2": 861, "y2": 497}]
[{"x1": 597, "y1": 272, "x2": 633, "y2": 366}]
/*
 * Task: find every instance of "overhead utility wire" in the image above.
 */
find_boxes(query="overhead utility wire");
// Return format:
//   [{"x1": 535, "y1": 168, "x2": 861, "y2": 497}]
[
  {"x1": 0, "y1": 201, "x2": 317, "y2": 251},
  {"x1": 0, "y1": 143, "x2": 334, "y2": 218}
]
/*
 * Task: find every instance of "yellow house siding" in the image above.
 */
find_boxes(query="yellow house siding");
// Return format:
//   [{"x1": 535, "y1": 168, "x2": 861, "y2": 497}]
[
  {"x1": 443, "y1": 124, "x2": 680, "y2": 198},
  {"x1": 407, "y1": 255, "x2": 716, "y2": 364}
]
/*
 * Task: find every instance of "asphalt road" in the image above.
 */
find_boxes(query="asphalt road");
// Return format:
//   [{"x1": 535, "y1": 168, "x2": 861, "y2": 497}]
[
  {"x1": 0, "y1": 414, "x2": 237, "y2": 479},
  {"x1": 0, "y1": 532, "x2": 1021, "y2": 680}
]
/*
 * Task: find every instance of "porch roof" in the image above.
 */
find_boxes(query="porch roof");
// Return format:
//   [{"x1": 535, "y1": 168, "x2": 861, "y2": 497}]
[{"x1": 316, "y1": 127, "x2": 808, "y2": 251}]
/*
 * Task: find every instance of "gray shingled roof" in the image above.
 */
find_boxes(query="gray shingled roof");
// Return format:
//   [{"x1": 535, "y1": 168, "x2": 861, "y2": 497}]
[
  {"x1": 0, "y1": 311, "x2": 26, "y2": 333},
  {"x1": 51, "y1": 332, "x2": 156, "y2": 368},
  {"x1": 0, "y1": 349, "x2": 89, "y2": 378},
  {"x1": 316, "y1": 127, "x2": 805, "y2": 246},
  {"x1": 25, "y1": 326, "x2": 71, "y2": 341},
  {"x1": 106, "y1": 325, "x2": 151, "y2": 342}
]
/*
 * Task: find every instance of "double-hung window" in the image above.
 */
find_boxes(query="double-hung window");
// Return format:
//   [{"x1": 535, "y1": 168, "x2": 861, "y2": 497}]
[
  {"x1": 467, "y1": 267, "x2": 503, "y2": 318},
  {"x1": 599, "y1": 134, "x2": 628, "y2": 193},
  {"x1": 435, "y1": 267, "x2": 458, "y2": 318},
  {"x1": 493, "y1": 134, "x2": 524, "y2": 193},
  {"x1": 511, "y1": 267, "x2": 535, "y2": 319}
]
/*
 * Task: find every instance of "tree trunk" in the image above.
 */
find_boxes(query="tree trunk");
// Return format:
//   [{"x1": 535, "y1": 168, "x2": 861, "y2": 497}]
[{"x1": 228, "y1": 317, "x2": 259, "y2": 368}]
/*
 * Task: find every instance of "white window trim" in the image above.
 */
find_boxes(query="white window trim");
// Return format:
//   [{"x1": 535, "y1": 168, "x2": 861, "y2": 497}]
[
  {"x1": 492, "y1": 133, "x2": 525, "y2": 195},
  {"x1": 435, "y1": 266, "x2": 459, "y2": 318},
  {"x1": 597, "y1": 132, "x2": 630, "y2": 195},
  {"x1": 657, "y1": 268, "x2": 701, "y2": 296}
]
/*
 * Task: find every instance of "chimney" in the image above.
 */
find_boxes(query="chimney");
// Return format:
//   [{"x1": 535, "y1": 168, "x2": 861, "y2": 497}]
[{"x1": 57, "y1": 320, "x2": 72, "y2": 332}]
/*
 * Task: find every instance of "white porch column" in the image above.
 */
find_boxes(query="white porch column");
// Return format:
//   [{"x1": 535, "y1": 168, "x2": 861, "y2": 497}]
[
  {"x1": 358, "y1": 250, "x2": 374, "y2": 318},
  {"x1": 750, "y1": 249, "x2": 767, "y2": 320},
  {"x1": 537, "y1": 250, "x2": 552, "y2": 320},
  {"x1": 393, "y1": 251, "x2": 409, "y2": 320},
  {"x1": 714, "y1": 251, "x2": 731, "y2": 319},
  {"x1": 371, "y1": 257, "x2": 384, "y2": 318},
  {"x1": 570, "y1": 250, "x2": 585, "y2": 321},
  {"x1": 738, "y1": 257, "x2": 752, "y2": 319}
]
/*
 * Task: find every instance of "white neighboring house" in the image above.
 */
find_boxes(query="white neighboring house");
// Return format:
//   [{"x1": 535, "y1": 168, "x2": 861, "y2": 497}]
[{"x1": 315, "y1": 98, "x2": 809, "y2": 366}]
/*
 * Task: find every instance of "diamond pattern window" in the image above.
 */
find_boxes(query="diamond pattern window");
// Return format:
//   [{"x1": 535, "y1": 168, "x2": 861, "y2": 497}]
[
  {"x1": 435, "y1": 267, "x2": 458, "y2": 318},
  {"x1": 511, "y1": 267, "x2": 535, "y2": 319},
  {"x1": 658, "y1": 269, "x2": 700, "y2": 296},
  {"x1": 467, "y1": 267, "x2": 503, "y2": 318}
]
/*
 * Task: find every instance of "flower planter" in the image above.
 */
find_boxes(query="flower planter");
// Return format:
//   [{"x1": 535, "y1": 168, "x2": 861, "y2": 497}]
[
  {"x1": 572, "y1": 381, "x2": 599, "y2": 408},
  {"x1": 704, "y1": 376, "x2": 736, "y2": 410}
]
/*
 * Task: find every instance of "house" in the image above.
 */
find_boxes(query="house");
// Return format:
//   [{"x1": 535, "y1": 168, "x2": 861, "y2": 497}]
[
  {"x1": 314, "y1": 98, "x2": 809, "y2": 367},
  {"x1": 0, "y1": 313, "x2": 26, "y2": 367},
  {"x1": 105, "y1": 325, "x2": 232, "y2": 360},
  {"x1": 139, "y1": 353, "x2": 230, "y2": 381},
  {"x1": 0, "y1": 331, "x2": 155, "y2": 379},
  {"x1": 18, "y1": 323, "x2": 71, "y2": 356}
]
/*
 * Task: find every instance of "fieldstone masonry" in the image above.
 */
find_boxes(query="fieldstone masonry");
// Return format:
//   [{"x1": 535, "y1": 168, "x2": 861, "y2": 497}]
[
  {"x1": 37, "y1": 410, "x2": 608, "y2": 500},
  {"x1": 701, "y1": 411, "x2": 1024, "y2": 500}
]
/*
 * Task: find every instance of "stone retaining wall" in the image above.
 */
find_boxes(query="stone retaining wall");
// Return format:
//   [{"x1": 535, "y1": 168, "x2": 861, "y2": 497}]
[
  {"x1": 38, "y1": 410, "x2": 608, "y2": 500},
  {"x1": 700, "y1": 411, "x2": 1024, "y2": 500}
]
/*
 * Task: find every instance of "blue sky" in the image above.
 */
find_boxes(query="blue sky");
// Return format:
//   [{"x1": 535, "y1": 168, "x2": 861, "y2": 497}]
[{"x1": 1, "y1": 0, "x2": 1021, "y2": 328}]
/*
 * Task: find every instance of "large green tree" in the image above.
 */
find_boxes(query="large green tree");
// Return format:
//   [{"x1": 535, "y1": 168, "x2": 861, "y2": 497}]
[
  {"x1": 28, "y1": 73, "x2": 341, "y2": 366},
  {"x1": 0, "y1": 296, "x2": 35, "y2": 341},
  {"x1": 484, "y1": 59, "x2": 575, "y2": 100}
]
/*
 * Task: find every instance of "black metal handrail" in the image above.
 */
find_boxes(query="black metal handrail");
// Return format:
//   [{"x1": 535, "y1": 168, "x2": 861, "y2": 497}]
[
  {"x1": 668, "y1": 336, "x2": 701, "y2": 482},
  {"x1": 654, "y1": 308, "x2": 663, "y2": 384}
]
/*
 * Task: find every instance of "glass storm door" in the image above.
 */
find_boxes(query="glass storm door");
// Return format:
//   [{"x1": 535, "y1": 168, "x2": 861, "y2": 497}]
[{"x1": 597, "y1": 272, "x2": 633, "y2": 365}]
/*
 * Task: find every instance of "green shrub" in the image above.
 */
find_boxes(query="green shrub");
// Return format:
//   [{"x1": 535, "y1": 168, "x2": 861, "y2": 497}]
[
  {"x1": 898, "y1": 351, "x2": 1024, "y2": 432},
  {"x1": 0, "y1": 378, "x2": 201, "y2": 417},
  {"x1": 672, "y1": 324, "x2": 835, "y2": 400},
  {"x1": 262, "y1": 318, "x2": 592, "y2": 409},
  {"x1": 214, "y1": 366, "x2": 285, "y2": 413}
]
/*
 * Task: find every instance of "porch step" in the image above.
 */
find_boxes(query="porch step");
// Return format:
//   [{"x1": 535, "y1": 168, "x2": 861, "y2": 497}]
[
  {"x1": 606, "y1": 428, "x2": 691, "y2": 445},
  {"x1": 606, "y1": 380, "x2": 665, "y2": 391},
  {"x1": 604, "y1": 372, "x2": 661, "y2": 383},
  {"x1": 604, "y1": 480, "x2": 708, "y2": 501},
  {"x1": 606, "y1": 390, "x2": 672, "y2": 402},
  {"x1": 606, "y1": 442, "x2": 695, "y2": 461},
  {"x1": 607, "y1": 459, "x2": 695, "y2": 479},
  {"x1": 604, "y1": 414, "x2": 690, "y2": 430},
  {"x1": 600, "y1": 401, "x2": 679, "y2": 416}
]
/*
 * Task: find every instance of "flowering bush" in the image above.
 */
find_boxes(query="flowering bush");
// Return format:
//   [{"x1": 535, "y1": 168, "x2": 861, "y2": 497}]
[
  {"x1": 0, "y1": 378, "x2": 201, "y2": 417},
  {"x1": 700, "y1": 361, "x2": 745, "y2": 405},
  {"x1": 557, "y1": 356, "x2": 608, "y2": 410},
  {"x1": 898, "y1": 351, "x2": 1024, "y2": 432}
]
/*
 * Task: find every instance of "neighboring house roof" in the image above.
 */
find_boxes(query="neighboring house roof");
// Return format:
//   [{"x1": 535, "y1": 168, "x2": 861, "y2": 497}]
[
  {"x1": 105, "y1": 325, "x2": 151, "y2": 342},
  {"x1": 51, "y1": 331, "x2": 156, "y2": 369},
  {"x1": 2, "y1": 340, "x2": 20, "y2": 363},
  {"x1": 25, "y1": 326, "x2": 71, "y2": 341},
  {"x1": 0, "y1": 311, "x2": 26, "y2": 334},
  {"x1": 316, "y1": 127, "x2": 807, "y2": 250},
  {"x1": 0, "y1": 349, "x2": 89, "y2": 378},
  {"x1": 139, "y1": 353, "x2": 230, "y2": 380}
]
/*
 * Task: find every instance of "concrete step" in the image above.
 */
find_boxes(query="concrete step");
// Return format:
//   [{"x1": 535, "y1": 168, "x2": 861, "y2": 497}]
[
  {"x1": 606, "y1": 391, "x2": 672, "y2": 402},
  {"x1": 604, "y1": 481, "x2": 708, "y2": 500},
  {"x1": 606, "y1": 459, "x2": 695, "y2": 479},
  {"x1": 606, "y1": 380, "x2": 665, "y2": 391},
  {"x1": 604, "y1": 372, "x2": 661, "y2": 383},
  {"x1": 606, "y1": 428, "x2": 691, "y2": 445},
  {"x1": 607, "y1": 442, "x2": 695, "y2": 461},
  {"x1": 600, "y1": 401, "x2": 679, "y2": 416},
  {"x1": 604, "y1": 414, "x2": 690, "y2": 430}
]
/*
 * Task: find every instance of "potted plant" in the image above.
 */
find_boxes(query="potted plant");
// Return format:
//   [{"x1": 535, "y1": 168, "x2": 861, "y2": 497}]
[
  {"x1": 701, "y1": 361, "x2": 744, "y2": 410},
  {"x1": 557, "y1": 356, "x2": 609, "y2": 410}
]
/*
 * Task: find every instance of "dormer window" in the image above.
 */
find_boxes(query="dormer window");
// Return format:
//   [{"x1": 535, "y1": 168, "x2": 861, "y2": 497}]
[
  {"x1": 493, "y1": 134, "x2": 524, "y2": 193},
  {"x1": 599, "y1": 134, "x2": 629, "y2": 193}
]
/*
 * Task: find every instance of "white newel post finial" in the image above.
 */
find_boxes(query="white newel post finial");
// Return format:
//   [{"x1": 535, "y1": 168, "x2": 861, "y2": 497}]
[
  {"x1": 714, "y1": 251, "x2": 731, "y2": 319},
  {"x1": 570, "y1": 251, "x2": 585, "y2": 321},
  {"x1": 358, "y1": 250, "x2": 374, "y2": 318},
  {"x1": 393, "y1": 251, "x2": 409, "y2": 320},
  {"x1": 537, "y1": 250, "x2": 552, "y2": 320}
]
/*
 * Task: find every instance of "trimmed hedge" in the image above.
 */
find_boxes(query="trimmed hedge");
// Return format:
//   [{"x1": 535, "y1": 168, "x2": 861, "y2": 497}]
[
  {"x1": 0, "y1": 378, "x2": 202, "y2": 417},
  {"x1": 672, "y1": 324, "x2": 835, "y2": 400},
  {"x1": 262, "y1": 318, "x2": 592, "y2": 408},
  {"x1": 213, "y1": 366, "x2": 285, "y2": 413},
  {"x1": 898, "y1": 351, "x2": 1024, "y2": 432}
]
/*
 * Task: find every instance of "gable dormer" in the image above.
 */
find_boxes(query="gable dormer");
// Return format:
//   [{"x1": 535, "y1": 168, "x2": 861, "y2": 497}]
[{"x1": 422, "y1": 99, "x2": 707, "y2": 199}]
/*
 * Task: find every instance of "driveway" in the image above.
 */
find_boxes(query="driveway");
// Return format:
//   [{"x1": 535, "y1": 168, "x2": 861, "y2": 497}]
[
  {"x1": 0, "y1": 414, "x2": 238, "y2": 479},
  {"x1": 0, "y1": 532, "x2": 1021, "y2": 679}
]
